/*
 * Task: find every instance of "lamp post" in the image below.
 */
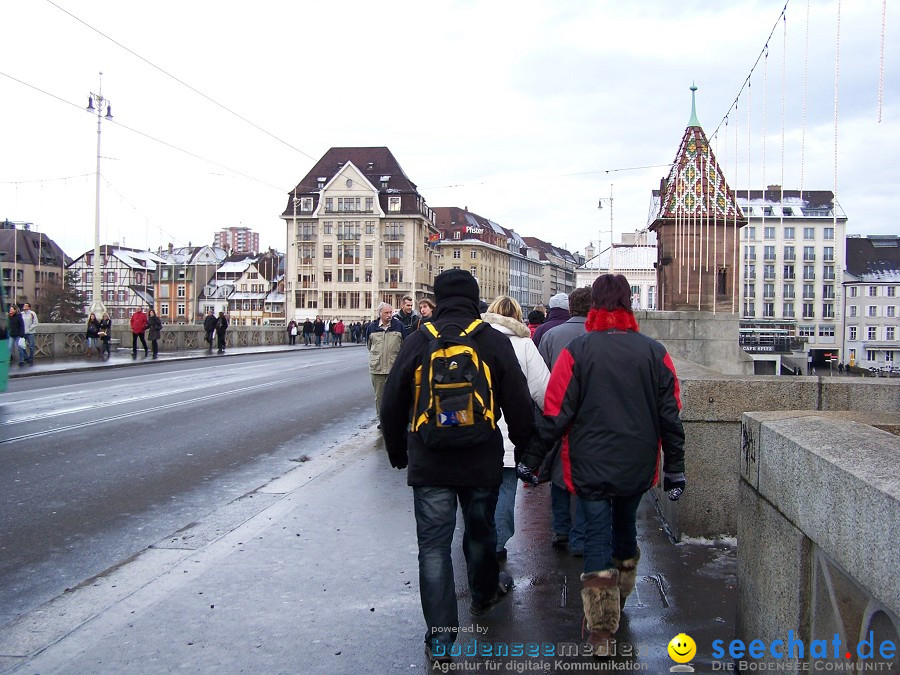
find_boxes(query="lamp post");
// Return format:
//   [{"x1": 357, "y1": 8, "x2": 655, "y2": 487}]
[
  {"x1": 87, "y1": 72, "x2": 113, "y2": 318},
  {"x1": 598, "y1": 184, "x2": 614, "y2": 273}
]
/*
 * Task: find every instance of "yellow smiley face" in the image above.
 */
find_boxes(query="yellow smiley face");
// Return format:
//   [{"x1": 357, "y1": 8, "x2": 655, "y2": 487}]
[{"x1": 667, "y1": 633, "x2": 697, "y2": 663}]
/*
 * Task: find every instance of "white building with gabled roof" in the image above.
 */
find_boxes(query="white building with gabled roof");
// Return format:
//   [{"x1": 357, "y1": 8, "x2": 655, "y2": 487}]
[{"x1": 67, "y1": 245, "x2": 167, "y2": 319}]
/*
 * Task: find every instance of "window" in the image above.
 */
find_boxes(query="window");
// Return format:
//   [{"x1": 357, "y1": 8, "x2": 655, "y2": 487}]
[
  {"x1": 105, "y1": 271, "x2": 116, "y2": 283},
  {"x1": 744, "y1": 284, "x2": 755, "y2": 297},
  {"x1": 764, "y1": 283, "x2": 775, "y2": 299},
  {"x1": 160, "y1": 303, "x2": 169, "y2": 315},
  {"x1": 784, "y1": 246, "x2": 795, "y2": 261},
  {"x1": 177, "y1": 303, "x2": 186, "y2": 316},
  {"x1": 365, "y1": 197, "x2": 374, "y2": 211},
  {"x1": 784, "y1": 226, "x2": 795, "y2": 239},
  {"x1": 887, "y1": 326, "x2": 896, "y2": 341},
  {"x1": 744, "y1": 264, "x2": 756, "y2": 279},
  {"x1": 868, "y1": 326, "x2": 877, "y2": 340},
  {"x1": 867, "y1": 305, "x2": 879, "y2": 317},
  {"x1": 824, "y1": 227, "x2": 834, "y2": 240},
  {"x1": 849, "y1": 305, "x2": 857, "y2": 317},
  {"x1": 819, "y1": 325, "x2": 835, "y2": 337},
  {"x1": 783, "y1": 302, "x2": 794, "y2": 318},
  {"x1": 323, "y1": 222, "x2": 333, "y2": 235},
  {"x1": 887, "y1": 351, "x2": 896, "y2": 363},
  {"x1": 300, "y1": 197, "x2": 313, "y2": 212},
  {"x1": 868, "y1": 286, "x2": 878, "y2": 297},
  {"x1": 388, "y1": 196, "x2": 401, "y2": 212},
  {"x1": 177, "y1": 285, "x2": 186, "y2": 298},
  {"x1": 823, "y1": 285, "x2": 835, "y2": 299},
  {"x1": 822, "y1": 304, "x2": 834, "y2": 319},
  {"x1": 823, "y1": 246, "x2": 834, "y2": 262},
  {"x1": 803, "y1": 265, "x2": 815, "y2": 281},
  {"x1": 743, "y1": 301, "x2": 755, "y2": 317},
  {"x1": 783, "y1": 265, "x2": 795, "y2": 280},
  {"x1": 888, "y1": 306, "x2": 896, "y2": 318},
  {"x1": 849, "y1": 287, "x2": 858, "y2": 297},
  {"x1": 783, "y1": 284, "x2": 795, "y2": 299},
  {"x1": 744, "y1": 245, "x2": 756, "y2": 260},
  {"x1": 764, "y1": 264, "x2": 776, "y2": 280},
  {"x1": 799, "y1": 325, "x2": 815, "y2": 338},
  {"x1": 647, "y1": 286, "x2": 656, "y2": 309},
  {"x1": 322, "y1": 292, "x2": 333, "y2": 309},
  {"x1": 323, "y1": 245, "x2": 332, "y2": 259},
  {"x1": 803, "y1": 246, "x2": 815, "y2": 262},
  {"x1": 366, "y1": 221, "x2": 375, "y2": 234},
  {"x1": 365, "y1": 245, "x2": 373, "y2": 259},
  {"x1": 324, "y1": 197, "x2": 333, "y2": 211},
  {"x1": 764, "y1": 246, "x2": 776, "y2": 260},
  {"x1": 823, "y1": 266, "x2": 835, "y2": 280},
  {"x1": 384, "y1": 222, "x2": 403, "y2": 238},
  {"x1": 849, "y1": 326, "x2": 857, "y2": 341},
  {"x1": 763, "y1": 302, "x2": 774, "y2": 318},
  {"x1": 470, "y1": 266, "x2": 477, "y2": 275},
  {"x1": 804, "y1": 227, "x2": 815, "y2": 240},
  {"x1": 323, "y1": 271, "x2": 332, "y2": 282},
  {"x1": 745, "y1": 227, "x2": 756, "y2": 240},
  {"x1": 338, "y1": 197, "x2": 361, "y2": 212},
  {"x1": 849, "y1": 348, "x2": 856, "y2": 363},
  {"x1": 803, "y1": 284, "x2": 815, "y2": 300},
  {"x1": 886, "y1": 286, "x2": 896, "y2": 297},
  {"x1": 453, "y1": 249, "x2": 461, "y2": 259},
  {"x1": 764, "y1": 226, "x2": 775, "y2": 240},
  {"x1": 384, "y1": 244, "x2": 403, "y2": 261},
  {"x1": 470, "y1": 250, "x2": 478, "y2": 259},
  {"x1": 867, "y1": 350, "x2": 877, "y2": 362},
  {"x1": 803, "y1": 303, "x2": 815, "y2": 319},
  {"x1": 453, "y1": 231, "x2": 461, "y2": 240}
]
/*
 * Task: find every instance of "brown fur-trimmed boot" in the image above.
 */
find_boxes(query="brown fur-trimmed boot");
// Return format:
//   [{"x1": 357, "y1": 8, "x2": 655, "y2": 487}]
[
  {"x1": 611, "y1": 548, "x2": 641, "y2": 609},
  {"x1": 581, "y1": 569, "x2": 620, "y2": 657}
]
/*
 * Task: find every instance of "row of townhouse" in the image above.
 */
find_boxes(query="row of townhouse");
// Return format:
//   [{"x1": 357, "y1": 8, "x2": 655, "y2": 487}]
[
  {"x1": 279, "y1": 147, "x2": 581, "y2": 323},
  {"x1": 0, "y1": 220, "x2": 69, "y2": 306}
]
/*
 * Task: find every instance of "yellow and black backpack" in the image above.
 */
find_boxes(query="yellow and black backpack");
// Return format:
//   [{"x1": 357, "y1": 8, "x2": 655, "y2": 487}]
[{"x1": 411, "y1": 319, "x2": 497, "y2": 449}]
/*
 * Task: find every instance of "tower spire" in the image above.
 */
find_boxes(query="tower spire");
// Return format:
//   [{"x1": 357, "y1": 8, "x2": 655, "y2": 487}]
[{"x1": 688, "y1": 82, "x2": 700, "y2": 127}]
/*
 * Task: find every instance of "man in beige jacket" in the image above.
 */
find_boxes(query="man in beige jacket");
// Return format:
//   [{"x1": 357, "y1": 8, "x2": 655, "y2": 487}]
[{"x1": 364, "y1": 302, "x2": 404, "y2": 423}]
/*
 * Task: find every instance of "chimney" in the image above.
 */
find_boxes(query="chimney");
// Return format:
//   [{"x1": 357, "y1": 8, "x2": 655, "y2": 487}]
[
  {"x1": 168, "y1": 242, "x2": 173, "y2": 254},
  {"x1": 767, "y1": 184, "x2": 781, "y2": 192}
]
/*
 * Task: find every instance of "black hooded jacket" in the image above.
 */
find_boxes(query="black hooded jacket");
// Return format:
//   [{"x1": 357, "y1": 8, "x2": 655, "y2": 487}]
[{"x1": 381, "y1": 296, "x2": 536, "y2": 487}]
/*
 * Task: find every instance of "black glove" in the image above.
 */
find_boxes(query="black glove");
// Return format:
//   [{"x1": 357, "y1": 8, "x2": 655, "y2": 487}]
[
  {"x1": 388, "y1": 450, "x2": 408, "y2": 470},
  {"x1": 516, "y1": 462, "x2": 539, "y2": 487},
  {"x1": 663, "y1": 472, "x2": 686, "y2": 501}
]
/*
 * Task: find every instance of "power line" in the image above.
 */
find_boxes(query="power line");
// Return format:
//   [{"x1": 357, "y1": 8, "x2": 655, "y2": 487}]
[
  {"x1": 44, "y1": 0, "x2": 320, "y2": 163},
  {"x1": 0, "y1": 172, "x2": 93, "y2": 185},
  {"x1": 0, "y1": 69, "x2": 288, "y2": 193},
  {"x1": 422, "y1": 163, "x2": 673, "y2": 191}
]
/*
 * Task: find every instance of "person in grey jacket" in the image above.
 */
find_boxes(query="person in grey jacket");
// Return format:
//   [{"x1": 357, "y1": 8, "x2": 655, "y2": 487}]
[
  {"x1": 538, "y1": 286, "x2": 592, "y2": 556},
  {"x1": 365, "y1": 302, "x2": 404, "y2": 421},
  {"x1": 21, "y1": 302, "x2": 38, "y2": 364}
]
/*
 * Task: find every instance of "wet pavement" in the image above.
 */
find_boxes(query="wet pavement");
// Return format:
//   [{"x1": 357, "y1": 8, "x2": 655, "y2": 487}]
[{"x1": 0, "y1": 418, "x2": 738, "y2": 674}]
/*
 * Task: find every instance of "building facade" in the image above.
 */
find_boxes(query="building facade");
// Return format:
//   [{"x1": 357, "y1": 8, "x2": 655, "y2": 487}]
[
  {"x1": 432, "y1": 207, "x2": 510, "y2": 302},
  {"x1": 213, "y1": 227, "x2": 260, "y2": 255},
  {"x1": 576, "y1": 232, "x2": 658, "y2": 310},
  {"x1": 505, "y1": 229, "x2": 544, "y2": 312},
  {"x1": 154, "y1": 245, "x2": 227, "y2": 324},
  {"x1": 67, "y1": 245, "x2": 166, "y2": 319},
  {"x1": 281, "y1": 147, "x2": 437, "y2": 322},
  {"x1": 522, "y1": 236, "x2": 578, "y2": 302},
  {"x1": 0, "y1": 220, "x2": 68, "y2": 308},
  {"x1": 842, "y1": 234, "x2": 899, "y2": 371},
  {"x1": 735, "y1": 189, "x2": 848, "y2": 366}
]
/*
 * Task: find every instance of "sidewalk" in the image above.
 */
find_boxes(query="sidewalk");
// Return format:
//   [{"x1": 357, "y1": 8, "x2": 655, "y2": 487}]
[
  {"x1": 0, "y1": 429, "x2": 737, "y2": 673},
  {"x1": 8, "y1": 340, "x2": 366, "y2": 379}
]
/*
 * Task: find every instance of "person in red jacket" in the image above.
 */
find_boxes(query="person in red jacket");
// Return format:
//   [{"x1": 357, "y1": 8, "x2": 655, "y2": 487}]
[{"x1": 130, "y1": 307, "x2": 149, "y2": 358}]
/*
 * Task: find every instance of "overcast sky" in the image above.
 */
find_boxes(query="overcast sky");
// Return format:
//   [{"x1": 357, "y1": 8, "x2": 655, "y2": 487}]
[{"x1": 1, "y1": 1, "x2": 895, "y2": 260}]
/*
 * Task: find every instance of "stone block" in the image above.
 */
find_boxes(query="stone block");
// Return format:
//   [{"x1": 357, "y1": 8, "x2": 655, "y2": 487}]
[
  {"x1": 681, "y1": 379, "x2": 819, "y2": 422},
  {"x1": 820, "y1": 379, "x2": 900, "y2": 414}
]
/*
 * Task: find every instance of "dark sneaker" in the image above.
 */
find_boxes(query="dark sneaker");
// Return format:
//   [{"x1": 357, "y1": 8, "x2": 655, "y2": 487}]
[
  {"x1": 470, "y1": 571, "x2": 513, "y2": 616},
  {"x1": 424, "y1": 641, "x2": 452, "y2": 664},
  {"x1": 551, "y1": 532, "x2": 569, "y2": 548}
]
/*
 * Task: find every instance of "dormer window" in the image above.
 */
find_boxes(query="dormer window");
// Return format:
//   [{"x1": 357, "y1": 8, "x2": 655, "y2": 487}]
[
  {"x1": 388, "y1": 196, "x2": 401, "y2": 212},
  {"x1": 300, "y1": 197, "x2": 313, "y2": 212},
  {"x1": 317, "y1": 176, "x2": 327, "y2": 189},
  {"x1": 380, "y1": 175, "x2": 391, "y2": 189},
  {"x1": 366, "y1": 162, "x2": 375, "y2": 171}
]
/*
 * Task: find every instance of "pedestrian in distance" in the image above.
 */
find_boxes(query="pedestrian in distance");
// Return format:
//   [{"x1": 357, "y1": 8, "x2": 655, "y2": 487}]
[
  {"x1": 85, "y1": 312, "x2": 102, "y2": 359},
  {"x1": 287, "y1": 319, "x2": 298, "y2": 346},
  {"x1": 414, "y1": 298, "x2": 435, "y2": 331},
  {"x1": 364, "y1": 303, "x2": 404, "y2": 422},
  {"x1": 313, "y1": 317, "x2": 324, "y2": 347},
  {"x1": 380, "y1": 270, "x2": 537, "y2": 664},
  {"x1": 394, "y1": 294, "x2": 419, "y2": 336},
  {"x1": 215, "y1": 311, "x2": 229, "y2": 353},
  {"x1": 333, "y1": 318, "x2": 345, "y2": 346},
  {"x1": 147, "y1": 308, "x2": 162, "y2": 358},
  {"x1": 532, "y1": 292, "x2": 570, "y2": 347},
  {"x1": 7, "y1": 305, "x2": 26, "y2": 366},
  {"x1": 20, "y1": 302, "x2": 38, "y2": 364},
  {"x1": 838, "y1": 361, "x2": 844, "y2": 375},
  {"x1": 302, "y1": 318, "x2": 313, "y2": 347},
  {"x1": 526, "y1": 309, "x2": 545, "y2": 339},
  {"x1": 203, "y1": 309, "x2": 217, "y2": 351},
  {"x1": 524, "y1": 274, "x2": 685, "y2": 658},
  {"x1": 99, "y1": 312, "x2": 112, "y2": 358},
  {"x1": 482, "y1": 295, "x2": 550, "y2": 561},
  {"x1": 130, "y1": 306, "x2": 149, "y2": 358}
]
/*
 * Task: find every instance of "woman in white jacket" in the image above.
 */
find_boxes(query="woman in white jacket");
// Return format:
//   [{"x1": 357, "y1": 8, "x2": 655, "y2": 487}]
[{"x1": 483, "y1": 296, "x2": 550, "y2": 559}]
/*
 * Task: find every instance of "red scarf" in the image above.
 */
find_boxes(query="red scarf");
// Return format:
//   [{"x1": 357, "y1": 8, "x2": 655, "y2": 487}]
[{"x1": 585, "y1": 308, "x2": 639, "y2": 333}]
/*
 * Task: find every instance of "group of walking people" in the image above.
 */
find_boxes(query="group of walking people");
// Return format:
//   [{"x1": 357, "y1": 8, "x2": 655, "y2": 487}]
[
  {"x1": 6, "y1": 302, "x2": 39, "y2": 365},
  {"x1": 373, "y1": 270, "x2": 686, "y2": 663}
]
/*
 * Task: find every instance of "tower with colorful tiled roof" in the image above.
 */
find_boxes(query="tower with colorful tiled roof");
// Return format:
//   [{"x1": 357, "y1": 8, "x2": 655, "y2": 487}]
[{"x1": 650, "y1": 84, "x2": 746, "y2": 312}]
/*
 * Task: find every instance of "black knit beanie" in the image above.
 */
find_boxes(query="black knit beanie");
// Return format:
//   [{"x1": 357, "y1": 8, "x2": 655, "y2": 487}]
[{"x1": 433, "y1": 269, "x2": 480, "y2": 304}]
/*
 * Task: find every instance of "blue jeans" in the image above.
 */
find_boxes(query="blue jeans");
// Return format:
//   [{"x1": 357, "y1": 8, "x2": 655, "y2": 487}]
[
  {"x1": 551, "y1": 483, "x2": 586, "y2": 551},
  {"x1": 23, "y1": 333, "x2": 35, "y2": 362},
  {"x1": 8, "y1": 337, "x2": 26, "y2": 364},
  {"x1": 494, "y1": 468, "x2": 518, "y2": 552},
  {"x1": 578, "y1": 493, "x2": 643, "y2": 574},
  {"x1": 414, "y1": 485, "x2": 500, "y2": 648}
]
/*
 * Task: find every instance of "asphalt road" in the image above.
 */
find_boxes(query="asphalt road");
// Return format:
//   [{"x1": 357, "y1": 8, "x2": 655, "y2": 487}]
[{"x1": 0, "y1": 348, "x2": 374, "y2": 628}]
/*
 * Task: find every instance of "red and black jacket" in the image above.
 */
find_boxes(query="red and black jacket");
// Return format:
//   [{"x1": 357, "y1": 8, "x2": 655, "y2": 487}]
[{"x1": 538, "y1": 308, "x2": 684, "y2": 500}]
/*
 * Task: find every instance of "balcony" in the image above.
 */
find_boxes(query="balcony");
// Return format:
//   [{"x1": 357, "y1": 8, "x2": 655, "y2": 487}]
[
  {"x1": 297, "y1": 233, "x2": 317, "y2": 241},
  {"x1": 336, "y1": 233, "x2": 361, "y2": 240},
  {"x1": 383, "y1": 233, "x2": 405, "y2": 241},
  {"x1": 387, "y1": 257, "x2": 401, "y2": 266},
  {"x1": 300, "y1": 258, "x2": 314, "y2": 265}
]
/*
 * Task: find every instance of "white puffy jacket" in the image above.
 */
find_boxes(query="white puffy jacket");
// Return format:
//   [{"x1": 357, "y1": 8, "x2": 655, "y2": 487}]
[{"x1": 482, "y1": 312, "x2": 550, "y2": 468}]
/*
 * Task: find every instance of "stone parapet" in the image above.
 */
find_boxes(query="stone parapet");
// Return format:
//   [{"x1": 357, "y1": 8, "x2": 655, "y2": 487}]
[{"x1": 737, "y1": 411, "x2": 900, "y2": 667}]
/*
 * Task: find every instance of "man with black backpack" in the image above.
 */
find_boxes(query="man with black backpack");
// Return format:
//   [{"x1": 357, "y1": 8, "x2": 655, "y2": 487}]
[{"x1": 381, "y1": 269, "x2": 537, "y2": 664}]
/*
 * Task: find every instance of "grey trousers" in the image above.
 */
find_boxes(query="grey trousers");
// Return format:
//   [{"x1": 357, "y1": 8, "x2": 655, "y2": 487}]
[{"x1": 371, "y1": 373, "x2": 388, "y2": 419}]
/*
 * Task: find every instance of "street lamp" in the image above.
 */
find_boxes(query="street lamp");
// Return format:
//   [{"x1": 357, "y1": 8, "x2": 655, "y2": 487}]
[
  {"x1": 87, "y1": 72, "x2": 113, "y2": 318},
  {"x1": 598, "y1": 184, "x2": 614, "y2": 273}
]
